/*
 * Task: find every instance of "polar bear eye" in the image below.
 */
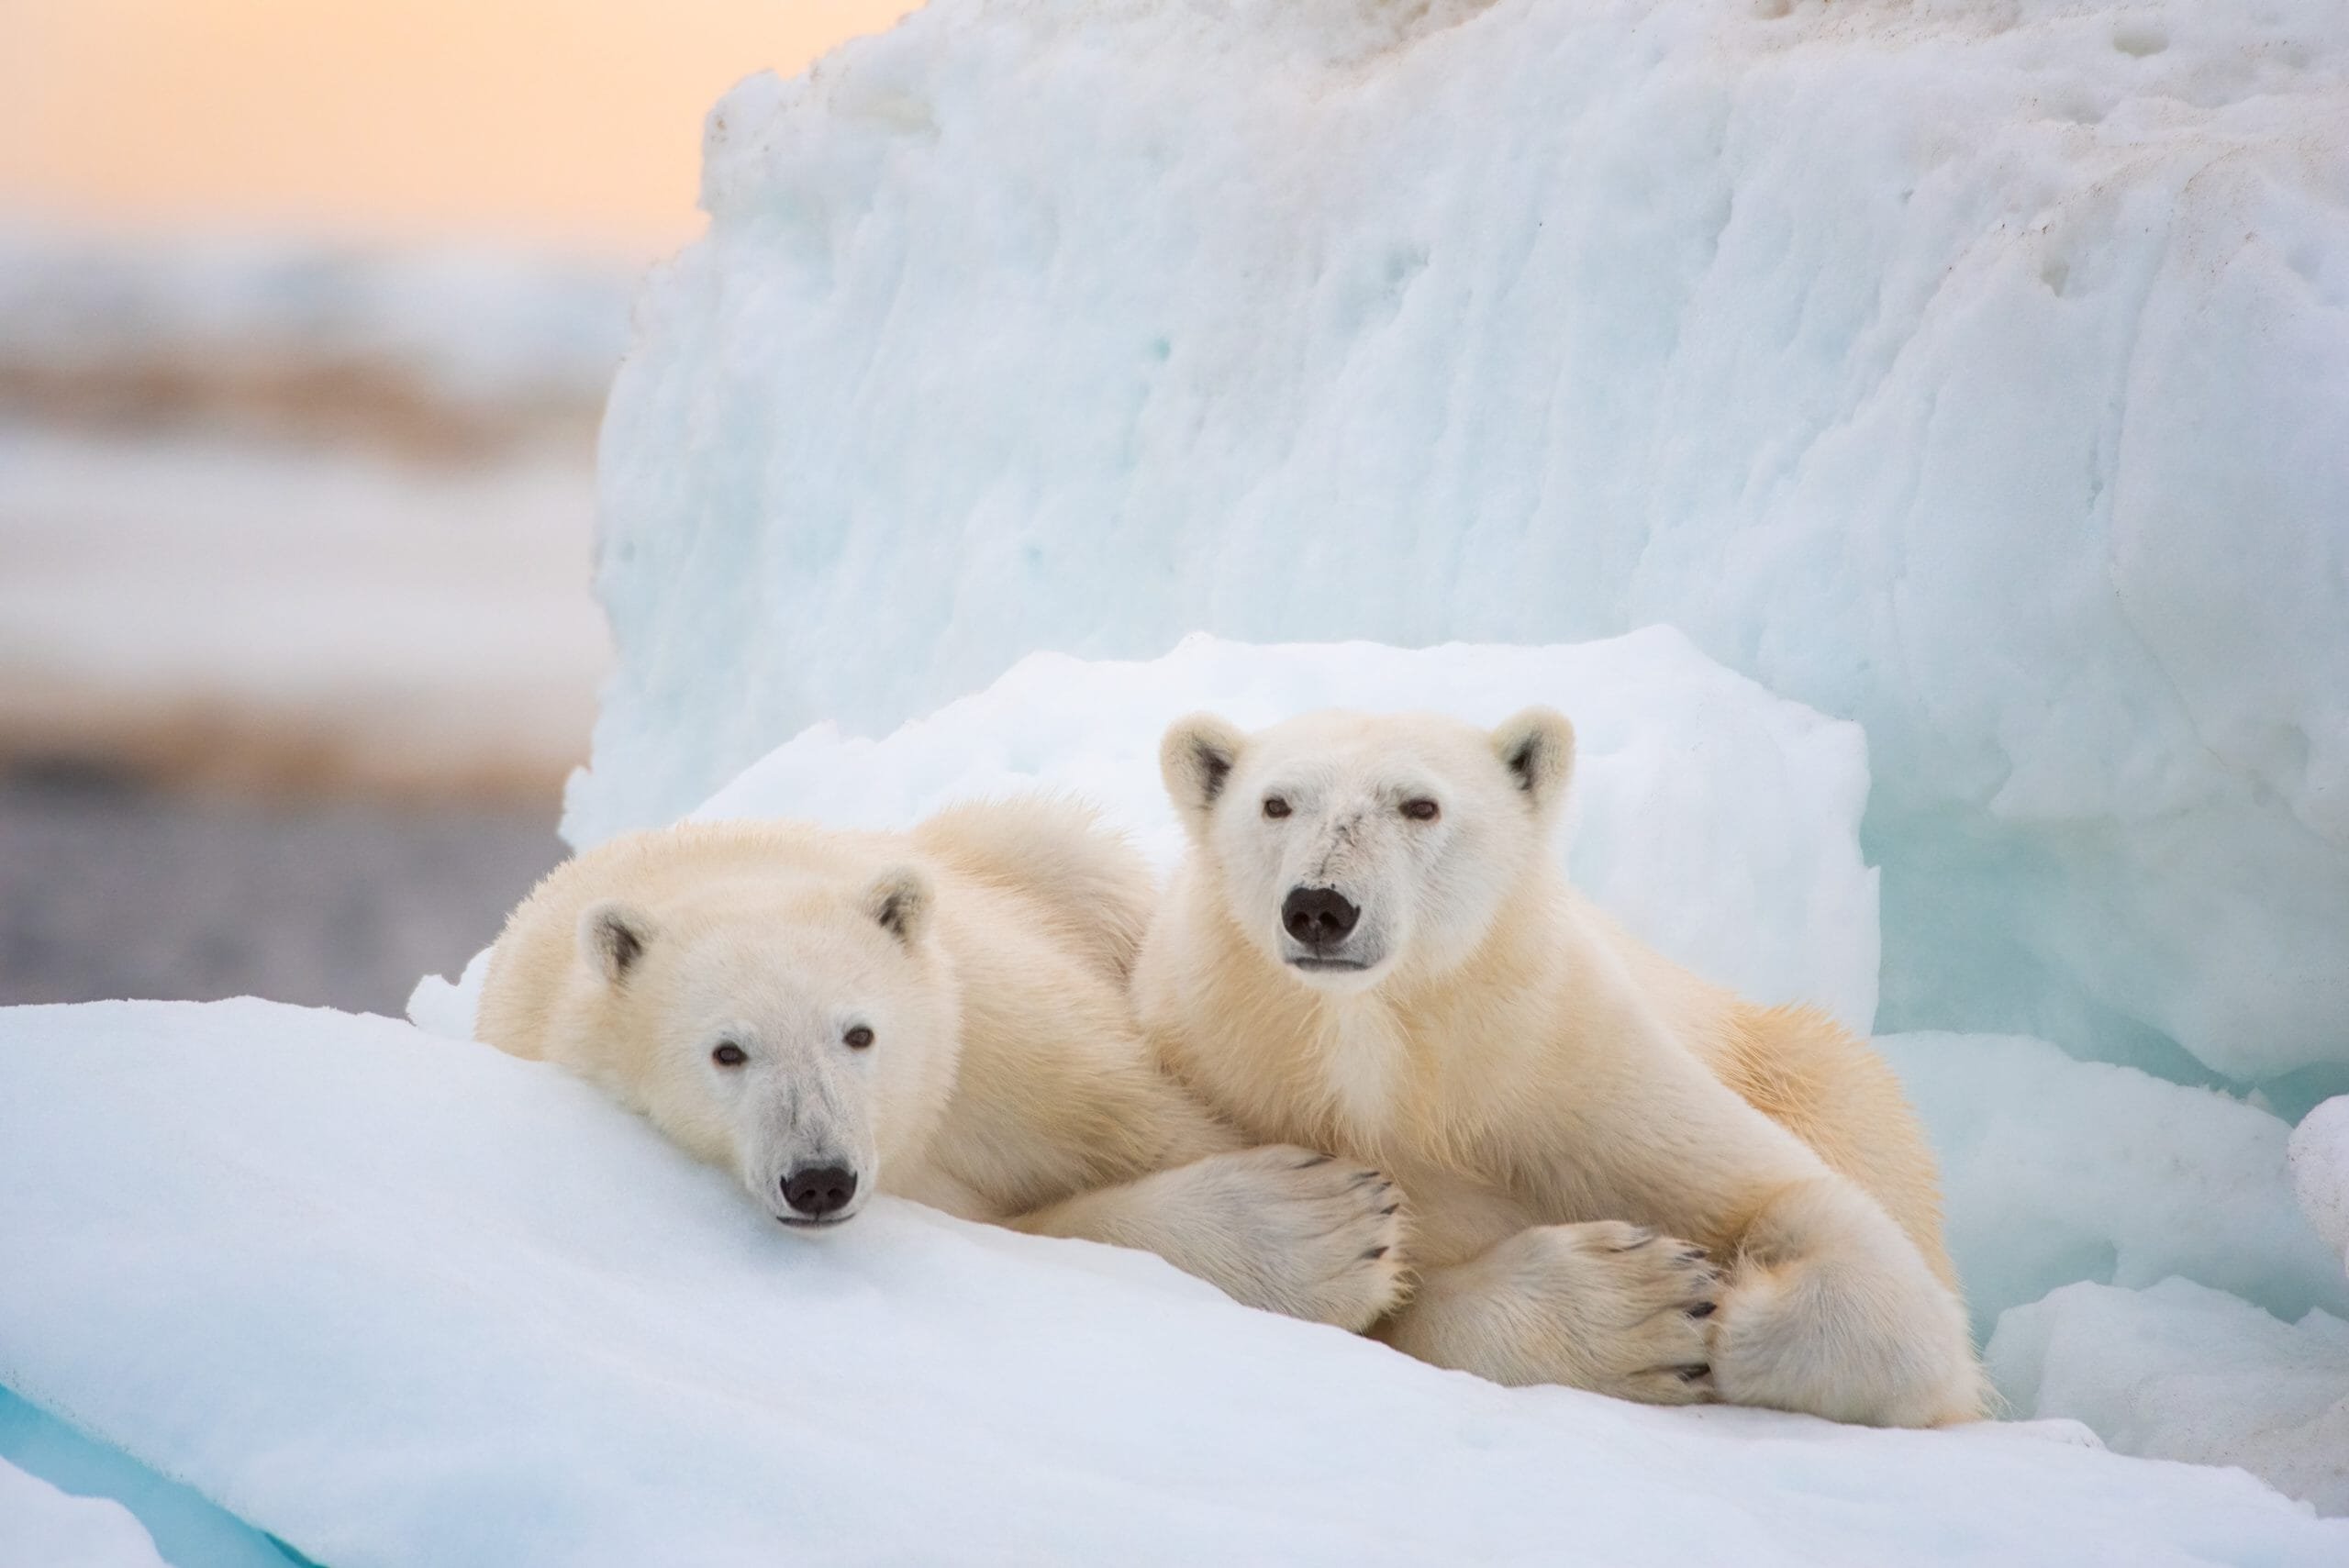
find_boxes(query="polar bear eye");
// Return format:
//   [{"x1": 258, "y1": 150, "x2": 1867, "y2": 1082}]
[
  {"x1": 711, "y1": 1041, "x2": 747, "y2": 1067},
  {"x1": 1262, "y1": 796, "x2": 1292, "y2": 819},
  {"x1": 843, "y1": 1025, "x2": 874, "y2": 1051},
  {"x1": 1401, "y1": 798, "x2": 1441, "y2": 822}
]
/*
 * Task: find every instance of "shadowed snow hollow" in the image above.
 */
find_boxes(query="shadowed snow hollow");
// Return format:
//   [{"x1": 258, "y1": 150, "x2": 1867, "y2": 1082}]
[{"x1": 577, "y1": 0, "x2": 2349, "y2": 1090}]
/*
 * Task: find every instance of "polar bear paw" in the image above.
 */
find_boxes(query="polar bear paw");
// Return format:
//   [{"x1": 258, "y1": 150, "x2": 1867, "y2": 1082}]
[
  {"x1": 1176, "y1": 1144, "x2": 1409, "y2": 1332},
  {"x1": 1394, "y1": 1220, "x2": 1720, "y2": 1404}
]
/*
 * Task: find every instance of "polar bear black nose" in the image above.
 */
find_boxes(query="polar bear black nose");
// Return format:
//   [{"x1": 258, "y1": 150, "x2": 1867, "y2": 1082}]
[
  {"x1": 782, "y1": 1164, "x2": 859, "y2": 1218},
  {"x1": 1282, "y1": 885, "x2": 1361, "y2": 947}
]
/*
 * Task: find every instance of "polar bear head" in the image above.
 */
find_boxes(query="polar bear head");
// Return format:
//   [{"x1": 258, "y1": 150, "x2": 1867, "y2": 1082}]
[
  {"x1": 1160, "y1": 707, "x2": 1575, "y2": 992},
  {"x1": 554, "y1": 862, "x2": 961, "y2": 1229}
]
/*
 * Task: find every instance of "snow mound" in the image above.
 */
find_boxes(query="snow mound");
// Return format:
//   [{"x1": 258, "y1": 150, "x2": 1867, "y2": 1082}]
[
  {"x1": 1876, "y1": 1033, "x2": 2349, "y2": 1340},
  {"x1": 0, "y1": 1458, "x2": 169, "y2": 1568},
  {"x1": 696, "y1": 628, "x2": 1879, "y2": 1031},
  {"x1": 577, "y1": 0, "x2": 2349, "y2": 1088},
  {"x1": 6, "y1": 998, "x2": 2346, "y2": 1564},
  {"x1": 1988, "y1": 1278, "x2": 2349, "y2": 1518},
  {"x1": 2291, "y1": 1097, "x2": 2349, "y2": 1268}
]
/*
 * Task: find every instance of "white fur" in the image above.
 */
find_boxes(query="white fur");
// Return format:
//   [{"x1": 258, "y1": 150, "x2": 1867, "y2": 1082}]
[
  {"x1": 477, "y1": 798, "x2": 1406, "y2": 1331},
  {"x1": 1139, "y1": 708, "x2": 1985, "y2": 1427}
]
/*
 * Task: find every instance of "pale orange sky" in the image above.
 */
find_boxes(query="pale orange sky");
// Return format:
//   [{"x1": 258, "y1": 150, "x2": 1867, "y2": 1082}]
[{"x1": 0, "y1": 0, "x2": 922, "y2": 257}]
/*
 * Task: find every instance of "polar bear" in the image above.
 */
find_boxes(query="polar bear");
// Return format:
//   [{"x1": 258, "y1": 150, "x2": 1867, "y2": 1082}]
[
  {"x1": 477, "y1": 795, "x2": 1405, "y2": 1331},
  {"x1": 1136, "y1": 707, "x2": 1984, "y2": 1427}
]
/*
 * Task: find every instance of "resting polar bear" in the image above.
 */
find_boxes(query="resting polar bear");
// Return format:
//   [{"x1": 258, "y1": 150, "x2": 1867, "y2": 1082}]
[
  {"x1": 477, "y1": 796, "x2": 1405, "y2": 1331},
  {"x1": 1138, "y1": 708, "x2": 1984, "y2": 1427}
]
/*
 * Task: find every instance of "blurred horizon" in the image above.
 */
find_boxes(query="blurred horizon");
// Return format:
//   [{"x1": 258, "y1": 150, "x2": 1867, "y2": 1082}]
[
  {"x1": 0, "y1": 1, "x2": 933, "y2": 1008},
  {"x1": 2, "y1": 0, "x2": 921, "y2": 258}
]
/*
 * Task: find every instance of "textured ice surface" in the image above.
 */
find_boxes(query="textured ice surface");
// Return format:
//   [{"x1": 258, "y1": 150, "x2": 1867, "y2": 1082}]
[
  {"x1": 2291, "y1": 1096, "x2": 2349, "y2": 1267},
  {"x1": 1989, "y1": 1278, "x2": 2349, "y2": 1518},
  {"x1": 0, "y1": 1457, "x2": 170, "y2": 1568},
  {"x1": 7, "y1": 998, "x2": 2346, "y2": 1565},
  {"x1": 1876, "y1": 1033, "x2": 2349, "y2": 1340},
  {"x1": 577, "y1": 0, "x2": 2349, "y2": 1088}
]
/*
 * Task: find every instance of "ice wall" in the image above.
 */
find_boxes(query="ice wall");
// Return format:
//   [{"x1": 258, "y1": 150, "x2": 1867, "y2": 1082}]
[{"x1": 578, "y1": 0, "x2": 2349, "y2": 1089}]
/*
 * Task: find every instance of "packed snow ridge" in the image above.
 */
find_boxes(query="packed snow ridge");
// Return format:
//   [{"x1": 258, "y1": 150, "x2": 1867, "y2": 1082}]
[{"x1": 578, "y1": 0, "x2": 2349, "y2": 1095}]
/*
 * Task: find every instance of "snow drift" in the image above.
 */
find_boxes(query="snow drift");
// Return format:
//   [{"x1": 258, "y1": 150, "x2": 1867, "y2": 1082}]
[
  {"x1": 6, "y1": 998, "x2": 2346, "y2": 1566},
  {"x1": 575, "y1": 0, "x2": 2349, "y2": 1092}
]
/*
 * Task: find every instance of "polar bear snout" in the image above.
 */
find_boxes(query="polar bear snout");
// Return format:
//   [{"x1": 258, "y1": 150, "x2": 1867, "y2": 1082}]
[
  {"x1": 1281, "y1": 885, "x2": 1363, "y2": 957},
  {"x1": 779, "y1": 1163, "x2": 860, "y2": 1223},
  {"x1": 1275, "y1": 880, "x2": 1390, "y2": 983}
]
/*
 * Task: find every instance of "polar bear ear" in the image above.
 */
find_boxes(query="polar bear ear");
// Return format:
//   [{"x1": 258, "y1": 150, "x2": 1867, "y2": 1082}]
[
  {"x1": 860, "y1": 864, "x2": 932, "y2": 949},
  {"x1": 580, "y1": 899, "x2": 657, "y2": 986},
  {"x1": 1491, "y1": 707, "x2": 1576, "y2": 817},
  {"x1": 1161, "y1": 713, "x2": 1250, "y2": 826}
]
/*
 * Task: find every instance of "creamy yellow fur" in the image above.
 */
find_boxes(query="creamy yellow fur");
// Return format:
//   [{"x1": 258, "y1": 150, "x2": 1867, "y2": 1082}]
[
  {"x1": 478, "y1": 797, "x2": 1408, "y2": 1330},
  {"x1": 1137, "y1": 708, "x2": 1983, "y2": 1426}
]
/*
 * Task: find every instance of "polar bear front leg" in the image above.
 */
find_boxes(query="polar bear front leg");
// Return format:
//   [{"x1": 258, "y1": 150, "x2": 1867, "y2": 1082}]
[
  {"x1": 1375, "y1": 1221, "x2": 1720, "y2": 1404},
  {"x1": 1011, "y1": 1146, "x2": 1408, "y2": 1331},
  {"x1": 1709, "y1": 1177, "x2": 1984, "y2": 1427}
]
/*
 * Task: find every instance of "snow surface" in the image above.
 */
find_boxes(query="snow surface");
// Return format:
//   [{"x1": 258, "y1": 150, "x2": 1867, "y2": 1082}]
[
  {"x1": 6, "y1": 998, "x2": 2346, "y2": 1567},
  {"x1": 575, "y1": 0, "x2": 2349, "y2": 1090},
  {"x1": 0, "y1": 1457, "x2": 171, "y2": 1568}
]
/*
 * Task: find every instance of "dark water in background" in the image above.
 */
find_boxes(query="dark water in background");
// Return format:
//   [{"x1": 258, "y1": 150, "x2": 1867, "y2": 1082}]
[{"x1": 0, "y1": 762, "x2": 564, "y2": 1017}]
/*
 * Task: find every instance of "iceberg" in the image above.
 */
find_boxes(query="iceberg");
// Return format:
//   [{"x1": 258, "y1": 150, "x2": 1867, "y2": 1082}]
[{"x1": 575, "y1": 0, "x2": 2349, "y2": 1090}]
